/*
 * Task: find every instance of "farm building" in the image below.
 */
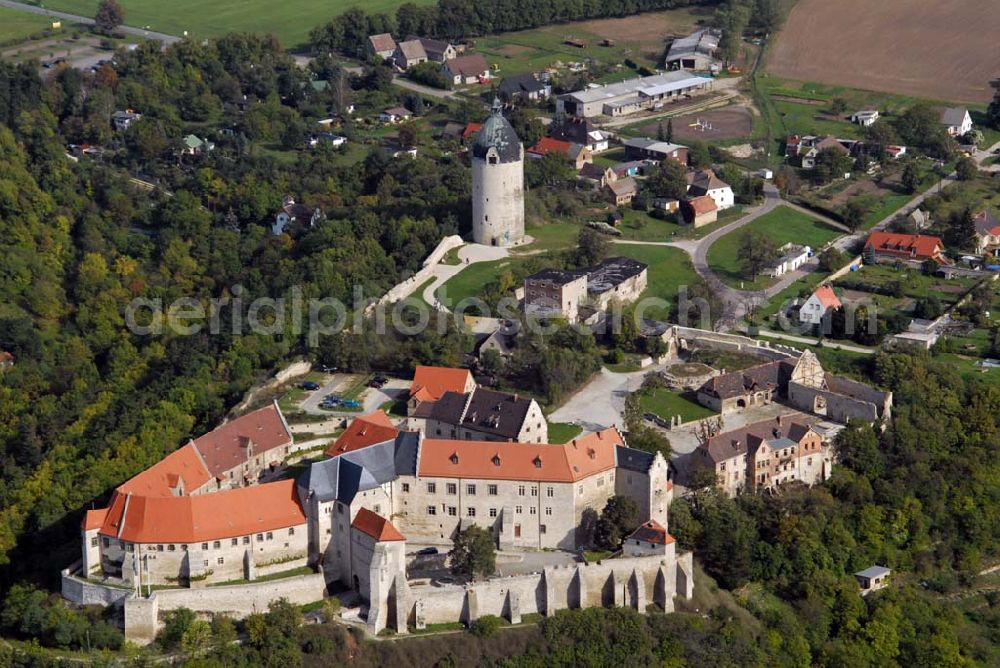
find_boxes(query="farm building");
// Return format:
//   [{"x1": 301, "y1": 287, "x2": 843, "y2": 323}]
[
  {"x1": 556, "y1": 72, "x2": 712, "y2": 118},
  {"x1": 664, "y1": 28, "x2": 722, "y2": 72},
  {"x1": 367, "y1": 33, "x2": 397, "y2": 60},
  {"x1": 681, "y1": 195, "x2": 717, "y2": 227},
  {"x1": 623, "y1": 138, "x2": 688, "y2": 163},
  {"x1": 686, "y1": 169, "x2": 734, "y2": 211},
  {"x1": 607, "y1": 177, "x2": 638, "y2": 206},
  {"x1": 768, "y1": 243, "x2": 812, "y2": 278},
  {"x1": 498, "y1": 72, "x2": 551, "y2": 101},
  {"x1": 407, "y1": 36, "x2": 456, "y2": 62},
  {"x1": 393, "y1": 39, "x2": 428, "y2": 69},
  {"x1": 850, "y1": 110, "x2": 879, "y2": 127}
]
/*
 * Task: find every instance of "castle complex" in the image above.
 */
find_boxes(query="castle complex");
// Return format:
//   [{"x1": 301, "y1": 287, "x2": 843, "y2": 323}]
[
  {"x1": 471, "y1": 99, "x2": 524, "y2": 246},
  {"x1": 76, "y1": 369, "x2": 692, "y2": 638}
]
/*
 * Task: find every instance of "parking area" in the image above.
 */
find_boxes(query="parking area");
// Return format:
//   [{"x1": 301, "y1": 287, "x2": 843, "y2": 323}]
[{"x1": 294, "y1": 373, "x2": 410, "y2": 417}]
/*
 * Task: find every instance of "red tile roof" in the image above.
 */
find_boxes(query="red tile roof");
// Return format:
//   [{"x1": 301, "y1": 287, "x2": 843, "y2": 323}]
[
  {"x1": 418, "y1": 428, "x2": 623, "y2": 482},
  {"x1": 627, "y1": 519, "x2": 674, "y2": 546},
  {"x1": 191, "y1": 403, "x2": 292, "y2": 478},
  {"x1": 528, "y1": 137, "x2": 573, "y2": 157},
  {"x1": 118, "y1": 443, "x2": 211, "y2": 497},
  {"x1": 865, "y1": 231, "x2": 944, "y2": 260},
  {"x1": 462, "y1": 122, "x2": 483, "y2": 139},
  {"x1": 326, "y1": 411, "x2": 399, "y2": 457},
  {"x1": 410, "y1": 365, "x2": 473, "y2": 403},
  {"x1": 98, "y1": 479, "x2": 306, "y2": 543},
  {"x1": 686, "y1": 195, "x2": 717, "y2": 215},
  {"x1": 351, "y1": 507, "x2": 405, "y2": 542},
  {"x1": 812, "y1": 284, "x2": 842, "y2": 310},
  {"x1": 83, "y1": 507, "x2": 109, "y2": 531}
]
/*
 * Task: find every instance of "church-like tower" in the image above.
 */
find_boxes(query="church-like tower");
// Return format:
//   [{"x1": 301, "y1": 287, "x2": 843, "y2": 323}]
[{"x1": 471, "y1": 99, "x2": 524, "y2": 246}]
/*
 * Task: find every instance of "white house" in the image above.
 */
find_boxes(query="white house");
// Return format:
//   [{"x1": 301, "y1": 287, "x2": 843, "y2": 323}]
[
  {"x1": 379, "y1": 107, "x2": 412, "y2": 124},
  {"x1": 850, "y1": 110, "x2": 879, "y2": 127},
  {"x1": 442, "y1": 53, "x2": 490, "y2": 85},
  {"x1": 940, "y1": 107, "x2": 972, "y2": 137},
  {"x1": 111, "y1": 109, "x2": 141, "y2": 131},
  {"x1": 768, "y1": 243, "x2": 812, "y2": 278},
  {"x1": 272, "y1": 197, "x2": 323, "y2": 236},
  {"x1": 798, "y1": 284, "x2": 842, "y2": 326},
  {"x1": 686, "y1": 169, "x2": 734, "y2": 211}
]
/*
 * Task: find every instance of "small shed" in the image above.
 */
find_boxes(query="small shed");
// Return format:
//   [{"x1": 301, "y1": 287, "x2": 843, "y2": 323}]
[{"x1": 854, "y1": 565, "x2": 891, "y2": 595}]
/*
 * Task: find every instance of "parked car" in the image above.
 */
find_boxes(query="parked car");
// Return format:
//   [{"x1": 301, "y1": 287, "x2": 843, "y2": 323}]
[
  {"x1": 416, "y1": 547, "x2": 439, "y2": 556},
  {"x1": 300, "y1": 381, "x2": 320, "y2": 391},
  {"x1": 368, "y1": 375, "x2": 387, "y2": 388},
  {"x1": 342, "y1": 399, "x2": 361, "y2": 409}
]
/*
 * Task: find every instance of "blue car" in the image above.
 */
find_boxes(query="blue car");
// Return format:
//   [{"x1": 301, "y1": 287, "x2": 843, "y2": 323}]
[
  {"x1": 342, "y1": 399, "x2": 361, "y2": 409},
  {"x1": 301, "y1": 381, "x2": 320, "y2": 391}
]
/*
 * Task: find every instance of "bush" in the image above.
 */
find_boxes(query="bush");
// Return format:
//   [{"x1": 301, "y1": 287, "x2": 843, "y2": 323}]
[{"x1": 471, "y1": 614, "x2": 504, "y2": 637}]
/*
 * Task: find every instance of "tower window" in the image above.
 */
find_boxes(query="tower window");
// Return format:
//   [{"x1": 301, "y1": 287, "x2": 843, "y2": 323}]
[{"x1": 489, "y1": 156, "x2": 498, "y2": 165}]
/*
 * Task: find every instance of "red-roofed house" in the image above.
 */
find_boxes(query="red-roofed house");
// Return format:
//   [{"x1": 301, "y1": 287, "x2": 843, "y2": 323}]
[
  {"x1": 326, "y1": 411, "x2": 400, "y2": 457},
  {"x1": 527, "y1": 137, "x2": 592, "y2": 169},
  {"x1": 798, "y1": 284, "x2": 842, "y2": 326},
  {"x1": 0, "y1": 350, "x2": 12, "y2": 370},
  {"x1": 623, "y1": 519, "x2": 676, "y2": 556},
  {"x1": 190, "y1": 402, "x2": 293, "y2": 488},
  {"x1": 462, "y1": 122, "x2": 482, "y2": 141},
  {"x1": 407, "y1": 365, "x2": 475, "y2": 414},
  {"x1": 681, "y1": 195, "x2": 717, "y2": 227},
  {"x1": 974, "y1": 209, "x2": 1000, "y2": 256},
  {"x1": 864, "y1": 231, "x2": 946, "y2": 264},
  {"x1": 352, "y1": 507, "x2": 405, "y2": 542}
]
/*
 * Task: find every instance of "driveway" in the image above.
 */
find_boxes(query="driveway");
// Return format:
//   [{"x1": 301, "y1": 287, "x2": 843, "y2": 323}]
[
  {"x1": 392, "y1": 76, "x2": 456, "y2": 99},
  {"x1": 547, "y1": 366, "x2": 657, "y2": 432},
  {"x1": 422, "y1": 244, "x2": 509, "y2": 312},
  {"x1": 0, "y1": 0, "x2": 180, "y2": 43}
]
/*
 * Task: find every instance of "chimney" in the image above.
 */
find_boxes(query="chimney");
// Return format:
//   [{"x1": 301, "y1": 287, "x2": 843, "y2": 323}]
[{"x1": 731, "y1": 439, "x2": 740, "y2": 450}]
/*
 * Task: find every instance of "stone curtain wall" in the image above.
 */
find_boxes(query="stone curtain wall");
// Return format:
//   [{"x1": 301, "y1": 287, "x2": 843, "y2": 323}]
[
  {"x1": 673, "y1": 326, "x2": 801, "y2": 361},
  {"x1": 60, "y1": 563, "x2": 132, "y2": 608},
  {"x1": 367, "y1": 235, "x2": 464, "y2": 314}
]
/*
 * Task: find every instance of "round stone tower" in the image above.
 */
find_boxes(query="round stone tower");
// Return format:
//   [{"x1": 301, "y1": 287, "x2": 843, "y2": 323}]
[{"x1": 471, "y1": 98, "x2": 524, "y2": 246}]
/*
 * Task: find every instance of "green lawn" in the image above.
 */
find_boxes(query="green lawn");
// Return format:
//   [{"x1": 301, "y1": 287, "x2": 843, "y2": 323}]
[
  {"x1": 706, "y1": 205, "x2": 842, "y2": 289},
  {"x1": 612, "y1": 245, "x2": 701, "y2": 320},
  {"x1": 0, "y1": 7, "x2": 55, "y2": 43},
  {"x1": 636, "y1": 388, "x2": 715, "y2": 424},
  {"x1": 436, "y1": 256, "x2": 528, "y2": 307},
  {"x1": 44, "y1": 0, "x2": 435, "y2": 48},
  {"x1": 547, "y1": 421, "x2": 582, "y2": 443},
  {"x1": 616, "y1": 210, "x2": 685, "y2": 242},
  {"x1": 517, "y1": 221, "x2": 581, "y2": 254}
]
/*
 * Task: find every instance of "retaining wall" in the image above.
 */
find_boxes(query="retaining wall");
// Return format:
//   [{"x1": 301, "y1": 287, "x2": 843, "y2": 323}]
[{"x1": 61, "y1": 563, "x2": 132, "y2": 608}]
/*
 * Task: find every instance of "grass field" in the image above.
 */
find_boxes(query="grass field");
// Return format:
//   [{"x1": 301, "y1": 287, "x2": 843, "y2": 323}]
[
  {"x1": 706, "y1": 205, "x2": 842, "y2": 289},
  {"x1": 43, "y1": 0, "x2": 435, "y2": 47},
  {"x1": 0, "y1": 7, "x2": 55, "y2": 44},
  {"x1": 612, "y1": 245, "x2": 699, "y2": 320},
  {"x1": 637, "y1": 388, "x2": 715, "y2": 423},
  {"x1": 547, "y1": 421, "x2": 582, "y2": 443}
]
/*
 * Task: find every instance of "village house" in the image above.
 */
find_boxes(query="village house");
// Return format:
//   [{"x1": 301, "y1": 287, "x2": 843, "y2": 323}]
[
  {"x1": 607, "y1": 177, "x2": 638, "y2": 206},
  {"x1": 798, "y1": 284, "x2": 842, "y2": 326},
  {"x1": 799, "y1": 135, "x2": 851, "y2": 169},
  {"x1": 0, "y1": 351, "x2": 13, "y2": 370},
  {"x1": 940, "y1": 107, "x2": 973, "y2": 137},
  {"x1": 664, "y1": 28, "x2": 721, "y2": 72},
  {"x1": 498, "y1": 72, "x2": 551, "y2": 101},
  {"x1": 653, "y1": 197, "x2": 680, "y2": 213},
  {"x1": 578, "y1": 163, "x2": 617, "y2": 189},
  {"x1": 696, "y1": 350, "x2": 892, "y2": 424},
  {"x1": 855, "y1": 566, "x2": 891, "y2": 595},
  {"x1": 272, "y1": 196, "x2": 323, "y2": 236},
  {"x1": 864, "y1": 231, "x2": 947, "y2": 264},
  {"x1": 111, "y1": 109, "x2": 141, "y2": 131},
  {"x1": 623, "y1": 138, "x2": 688, "y2": 163},
  {"x1": 407, "y1": 36, "x2": 456, "y2": 63},
  {"x1": 623, "y1": 519, "x2": 675, "y2": 557},
  {"x1": 379, "y1": 106, "x2": 412, "y2": 124},
  {"x1": 181, "y1": 134, "x2": 214, "y2": 156},
  {"x1": 768, "y1": 243, "x2": 812, "y2": 278},
  {"x1": 477, "y1": 325, "x2": 518, "y2": 360},
  {"x1": 550, "y1": 117, "x2": 610, "y2": 153},
  {"x1": 393, "y1": 39, "x2": 428, "y2": 69},
  {"x1": 681, "y1": 195, "x2": 718, "y2": 227},
  {"x1": 686, "y1": 169, "x2": 734, "y2": 211},
  {"x1": 850, "y1": 110, "x2": 880, "y2": 127},
  {"x1": 442, "y1": 53, "x2": 490, "y2": 85},
  {"x1": 612, "y1": 160, "x2": 650, "y2": 178},
  {"x1": 527, "y1": 137, "x2": 592, "y2": 170},
  {"x1": 309, "y1": 132, "x2": 347, "y2": 149},
  {"x1": 694, "y1": 416, "x2": 832, "y2": 497},
  {"x1": 366, "y1": 33, "x2": 397, "y2": 60},
  {"x1": 974, "y1": 209, "x2": 1000, "y2": 256},
  {"x1": 556, "y1": 72, "x2": 712, "y2": 118},
  {"x1": 886, "y1": 319, "x2": 940, "y2": 351}
]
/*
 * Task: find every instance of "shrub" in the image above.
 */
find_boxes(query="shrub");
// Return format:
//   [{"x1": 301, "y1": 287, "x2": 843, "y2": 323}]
[{"x1": 471, "y1": 614, "x2": 504, "y2": 637}]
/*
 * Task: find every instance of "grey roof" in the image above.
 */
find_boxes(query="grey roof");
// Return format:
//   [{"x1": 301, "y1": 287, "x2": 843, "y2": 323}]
[
  {"x1": 763, "y1": 437, "x2": 797, "y2": 450},
  {"x1": 560, "y1": 72, "x2": 711, "y2": 105},
  {"x1": 587, "y1": 256, "x2": 648, "y2": 295},
  {"x1": 940, "y1": 107, "x2": 968, "y2": 127},
  {"x1": 428, "y1": 387, "x2": 534, "y2": 440},
  {"x1": 526, "y1": 267, "x2": 586, "y2": 285},
  {"x1": 623, "y1": 138, "x2": 687, "y2": 156},
  {"x1": 615, "y1": 445, "x2": 655, "y2": 473},
  {"x1": 395, "y1": 39, "x2": 427, "y2": 62},
  {"x1": 975, "y1": 209, "x2": 1000, "y2": 235},
  {"x1": 665, "y1": 28, "x2": 721, "y2": 62},
  {"x1": 472, "y1": 98, "x2": 522, "y2": 163},
  {"x1": 298, "y1": 434, "x2": 417, "y2": 505},
  {"x1": 699, "y1": 416, "x2": 813, "y2": 464},
  {"x1": 855, "y1": 565, "x2": 891, "y2": 579},
  {"x1": 409, "y1": 36, "x2": 451, "y2": 59},
  {"x1": 498, "y1": 73, "x2": 547, "y2": 95}
]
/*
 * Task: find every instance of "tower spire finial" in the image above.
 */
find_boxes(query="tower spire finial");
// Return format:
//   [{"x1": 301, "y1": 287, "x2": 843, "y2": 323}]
[{"x1": 491, "y1": 97, "x2": 503, "y2": 115}]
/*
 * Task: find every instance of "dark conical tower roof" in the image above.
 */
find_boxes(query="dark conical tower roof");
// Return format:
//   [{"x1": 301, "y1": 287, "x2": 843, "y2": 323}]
[{"x1": 472, "y1": 98, "x2": 522, "y2": 163}]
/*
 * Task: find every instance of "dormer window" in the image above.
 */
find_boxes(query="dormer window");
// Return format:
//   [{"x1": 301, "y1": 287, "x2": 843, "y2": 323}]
[
  {"x1": 492, "y1": 455, "x2": 501, "y2": 466},
  {"x1": 450, "y1": 453, "x2": 459, "y2": 465},
  {"x1": 533, "y1": 456, "x2": 542, "y2": 469}
]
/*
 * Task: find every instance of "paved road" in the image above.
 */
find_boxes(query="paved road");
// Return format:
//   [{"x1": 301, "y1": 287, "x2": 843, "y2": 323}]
[
  {"x1": 756, "y1": 328, "x2": 875, "y2": 354},
  {"x1": 422, "y1": 244, "x2": 509, "y2": 311},
  {"x1": 0, "y1": 0, "x2": 181, "y2": 43}
]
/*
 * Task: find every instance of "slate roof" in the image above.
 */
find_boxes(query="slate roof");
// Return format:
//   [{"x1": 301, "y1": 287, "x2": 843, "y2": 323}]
[
  {"x1": 498, "y1": 73, "x2": 547, "y2": 95},
  {"x1": 940, "y1": 107, "x2": 969, "y2": 127},
  {"x1": 409, "y1": 36, "x2": 451, "y2": 60},
  {"x1": 300, "y1": 437, "x2": 412, "y2": 505},
  {"x1": 526, "y1": 267, "x2": 586, "y2": 285},
  {"x1": 472, "y1": 98, "x2": 522, "y2": 163},
  {"x1": 699, "y1": 416, "x2": 815, "y2": 464},
  {"x1": 587, "y1": 256, "x2": 647, "y2": 294},
  {"x1": 615, "y1": 445, "x2": 655, "y2": 473},
  {"x1": 824, "y1": 374, "x2": 888, "y2": 410},
  {"x1": 698, "y1": 358, "x2": 795, "y2": 401},
  {"x1": 429, "y1": 387, "x2": 535, "y2": 440},
  {"x1": 579, "y1": 162, "x2": 610, "y2": 181},
  {"x1": 686, "y1": 169, "x2": 731, "y2": 193}
]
